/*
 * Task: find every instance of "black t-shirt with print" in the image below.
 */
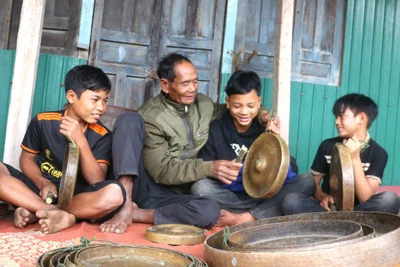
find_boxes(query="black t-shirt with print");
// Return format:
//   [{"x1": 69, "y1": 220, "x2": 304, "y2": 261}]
[
  {"x1": 198, "y1": 111, "x2": 298, "y2": 192},
  {"x1": 311, "y1": 136, "x2": 388, "y2": 202},
  {"x1": 21, "y1": 110, "x2": 112, "y2": 186}
]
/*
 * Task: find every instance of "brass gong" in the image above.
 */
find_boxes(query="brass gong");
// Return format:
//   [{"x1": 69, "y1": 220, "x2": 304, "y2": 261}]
[
  {"x1": 146, "y1": 224, "x2": 206, "y2": 245},
  {"x1": 243, "y1": 133, "x2": 290, "y2": 198},
  {"x1": 58, "y1": 143, "x2": 79, "y2": 210},
  {"x1": 329, "y1": 143, "x2": 354, "y2": 211}
]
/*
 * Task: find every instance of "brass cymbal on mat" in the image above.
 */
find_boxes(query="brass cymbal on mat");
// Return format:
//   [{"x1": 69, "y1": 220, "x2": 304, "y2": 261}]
[
  {"x1": 329, "y1": 143, "x2": 354, "y2": 211},
  {"x1": 243, "y1": 133, "x2": 290, "y2": 198},
  {"x1": 146, "y1": 224, "x2": 206, "y2": 245}
]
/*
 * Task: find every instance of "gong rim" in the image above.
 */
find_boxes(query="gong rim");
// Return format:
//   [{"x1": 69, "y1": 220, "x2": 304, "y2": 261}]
[
  {"x1": 204, "y1": 211, "x2": 400, "y2": 267},
  {"x1": 243, "y1": 133, "x2": 290, "y2": 198},
  {"x1": 74, "y1": 245, "x2": 191, "y2": 266},
  {"x1": 58, "y1": 143, "x2": 79, "y2": 210},
  {"x1": 329, "y1": 143, "x2": 354, "y2": 211},
  {"x1": 146, "y1": 224, "x2": 206, "y2": 245},
  {"x1": 225, "y1": 220, "x2": 364, "y2": 250}
]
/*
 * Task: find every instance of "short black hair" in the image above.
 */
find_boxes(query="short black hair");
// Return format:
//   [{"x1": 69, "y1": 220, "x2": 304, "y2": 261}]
[
  {"x1": 64, "y1": 65, "x2": 111, "y2": 98},
  {"x1": 157, "y1": 53, "x2": 192, "y2": 82},
  {"x1": 332, "y1": 93, "x2": 378, "y2": 129},
  {"x1": 225, "y1": 70, "x2": 262, "y2": 96}
]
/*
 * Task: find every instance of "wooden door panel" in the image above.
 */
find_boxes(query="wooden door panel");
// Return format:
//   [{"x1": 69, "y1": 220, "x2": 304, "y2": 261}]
[
  {"x1": 7, "y1": 0, "x2": 82, "y2": 57},
  {"x1": 91, "y1": 0, "x2": 225, "y2": 107},
  {"x1": 158, "y1": 0, "x2": 226, "y2": 102},
  {"x1": 234, "y1": 0, "x2": 277, "y2": 77},
  {"x1": 90, "y1": 0, "x2": 162, "y2": 110},
  {"x1": 234, "y1": 0, "x2": 346, "y2": 86},
  {"x1": 292, "y1": 0, "x2": 346, "y2": 85}
]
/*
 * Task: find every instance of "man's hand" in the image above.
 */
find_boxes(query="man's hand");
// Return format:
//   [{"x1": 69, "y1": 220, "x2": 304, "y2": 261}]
[
  {"x1": 343, "y1": 134, "x2": 361, "y2": 158},
  {"x1": 320, "y1": 194, "x2": 335, "y2": 211},
  {"x1": 260, "y1": 110, "x2": 280, "y2": 133},
  {"x1": 59, "y1": 116, "x2": 85, "y2": 146},
  {"x1": 211, "y1": 160, "x2": 242, "y2": 184}
]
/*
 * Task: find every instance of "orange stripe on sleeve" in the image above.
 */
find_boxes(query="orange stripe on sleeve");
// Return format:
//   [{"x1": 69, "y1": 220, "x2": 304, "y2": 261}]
[
  {"x1": 97, "y1": 160, "x2": 110, "y2": 166},
  {"x1": 20, "y1": 144, "x2": 40, "y2": 154},
  {"x1": 37, "y1": 113, "x2": 62, "y2": 121},
  {"x1": 89, "y1": 124, "x2": 108, "y2": 136}
]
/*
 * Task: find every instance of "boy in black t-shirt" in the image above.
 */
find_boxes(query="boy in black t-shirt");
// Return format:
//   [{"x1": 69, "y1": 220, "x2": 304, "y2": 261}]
[
  {"x1": 282, "y1": 93, "x2": 399, "y2": 215},
  {"x1": 0, "y1": 65, "x2": 126, "y2": 234},
  {"x1": 190, "y1": 70, "x2": 316, "y2": 226}
]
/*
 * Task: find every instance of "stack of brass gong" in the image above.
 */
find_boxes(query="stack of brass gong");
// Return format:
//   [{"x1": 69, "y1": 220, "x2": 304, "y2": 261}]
[
  {"x1": 37, "y1": 241, "x2": 207, "y2": 267},
  {"x1": 205, "y1": 211, "x2": 400, "y2": 267},
  {"x1": 242, "y1": 133, "x2": 290, "y2": 198}
]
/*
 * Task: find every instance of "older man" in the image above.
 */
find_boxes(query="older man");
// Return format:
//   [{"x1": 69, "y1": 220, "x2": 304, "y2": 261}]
[{"x1": 100, "y1": 53, "x2": 274, "y2": 234}]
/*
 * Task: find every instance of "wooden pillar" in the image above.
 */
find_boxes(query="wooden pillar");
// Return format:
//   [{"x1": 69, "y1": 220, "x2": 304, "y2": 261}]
[
  {"x1": 273, "y1": 0, "x2": 294, "y2": 144},
  {"x1": 3, "y1": 0, "x2": 46, "y2": 168}
]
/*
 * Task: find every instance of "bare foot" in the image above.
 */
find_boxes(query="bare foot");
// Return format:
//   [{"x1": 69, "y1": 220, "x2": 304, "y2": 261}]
[
  {"x1": 100, "y1": 202, "x2": 154, "y2": 234},
  {"x1": 100, "y1": 202, "x2": 135, "y2": 234},
  {"x1": 36, "y1": 209, "x2": 76, "y2": 234},
  {"x1": 216, "y1": 209, "x2": 256, "y2": 226},
  {"x1": 131, "y1": 202, "x2": 154, "y2": 224},
  {"x1": 14, "y1": 207, "x2": 38, "y2": 229}
]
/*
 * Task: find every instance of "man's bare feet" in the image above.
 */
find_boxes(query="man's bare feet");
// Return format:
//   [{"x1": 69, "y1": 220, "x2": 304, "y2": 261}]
[
  {"x1": 36, "y1": 209, "x2": 76, "y2": 234},
  {"x1": 100, "y1": 202, "x2": 135, "y2": 234},
  {"x1": 14, "y1": 207, "x2": 38, "y2": 229},
  {"x1": 100, "y1": 202, "x2": 154, "y2": 234},
  {"x1": 216, "y1": 209, "x2": 256, "y2": 226}
]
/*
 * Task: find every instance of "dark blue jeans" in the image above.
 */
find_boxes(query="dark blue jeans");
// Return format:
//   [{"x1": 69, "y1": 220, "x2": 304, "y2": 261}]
[
  {"x1": 190, "y1": 173, "x2": 316, "y2": 219},
  {"x1": 281, "y1": 191, "x2": 400, "y2": 215}
]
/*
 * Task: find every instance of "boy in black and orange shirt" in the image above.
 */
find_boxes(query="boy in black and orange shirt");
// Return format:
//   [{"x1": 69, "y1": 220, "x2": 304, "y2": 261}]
[{"x1": 0, "y1": 65, "x2": 126, "y2": 234}]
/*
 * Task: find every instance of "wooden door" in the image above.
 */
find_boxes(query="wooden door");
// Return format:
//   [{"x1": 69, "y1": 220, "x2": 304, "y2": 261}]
[
  {"x1": 89, "y1": 0, "x2": 163, "y2": 110},
  {"x1": 233, "y1": 0, "x2": 278, "y2": 77},
  {"x1": 90, "y1": 0, "x2": 226, "y2": 109},
  {"x1": 157, "y1": 0, "x2": 226, "y2": 101},
  {"x1": 7, "y1": 0, "x2": 82, "y2": 57},
  {"x1": 292, "y1": 0, "x2": 346, "y2": 86},
  {"x1": 234, "y1": 0, "x2": 346, "y2": 86}
]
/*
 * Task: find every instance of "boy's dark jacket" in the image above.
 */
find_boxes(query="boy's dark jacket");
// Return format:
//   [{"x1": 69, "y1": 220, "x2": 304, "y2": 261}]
[{"x1": 198, "y1": 111, "x2": 298, "y2": 192}]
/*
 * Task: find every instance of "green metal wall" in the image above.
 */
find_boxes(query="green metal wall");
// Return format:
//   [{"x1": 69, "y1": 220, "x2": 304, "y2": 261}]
[
  {"x1": 0, "y1": 49, "x2": 86, "y2": 161},
  {"x1": 0, "y1": 50, "x2": 15, "y2": 162},
  {"x1": 220, "y1": 0, "x2": 400, "y2": 185}
]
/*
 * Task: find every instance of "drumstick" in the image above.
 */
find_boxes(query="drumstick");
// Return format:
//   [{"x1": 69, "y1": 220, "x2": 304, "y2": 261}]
[
  {"x1": 45, "y1": 192, "x2": 54, "y2": 204},
  {"x1": 235, "y1": 145, "x2": 248, "y2": 163},
  {"x1": 329, "y1": 202, "x2": 338, "y2": 212}
]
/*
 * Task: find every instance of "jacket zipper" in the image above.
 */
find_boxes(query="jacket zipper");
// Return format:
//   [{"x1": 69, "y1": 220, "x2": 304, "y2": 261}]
[
  {"x1": 181, "y1": 106, "x2": 193, "y2": 160},
  {"x1": 197, "y1": 128, "x2": 209, "y2": 137}
]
